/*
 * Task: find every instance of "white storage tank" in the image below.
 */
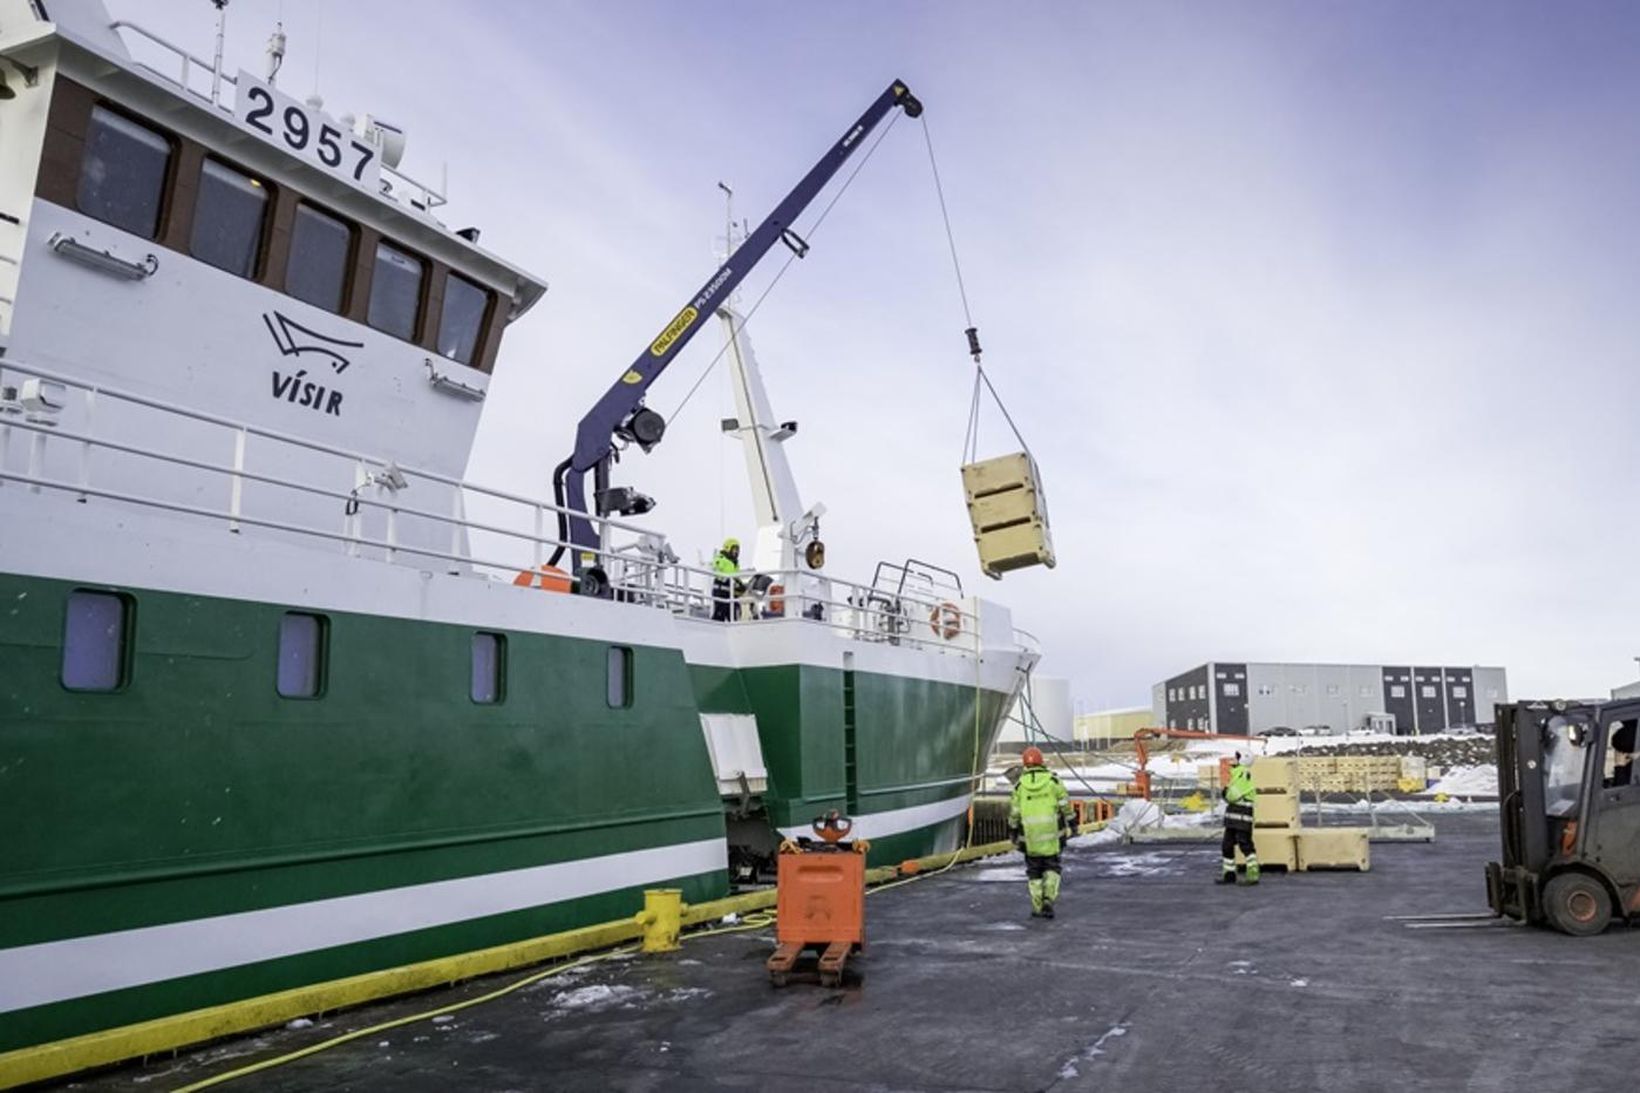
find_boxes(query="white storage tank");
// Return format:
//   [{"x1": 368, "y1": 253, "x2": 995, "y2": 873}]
[{"x1": 1000, "y1": 675, "x2": 1073, "y2": 744}]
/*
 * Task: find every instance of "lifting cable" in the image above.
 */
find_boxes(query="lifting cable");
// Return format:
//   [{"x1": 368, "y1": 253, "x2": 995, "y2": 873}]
[
  {"x1": 918, "y1": 117, "x2": 1034, "y2": 466},
  {"x1": 1016, "y1": 665, "x2": 1125, "y2": 807},
  {"x1": 664, "y1": 110, "x2": 907, "y2": 425}
]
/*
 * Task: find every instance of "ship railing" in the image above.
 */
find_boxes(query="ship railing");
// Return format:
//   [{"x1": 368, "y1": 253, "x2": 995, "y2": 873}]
[
  {"x1": 1011, "y1": 626, "x2": 1043, "y2": 657},
  {"x1": 0, "y1": 355, "x2": 659, "y2": 573},
  {"x1": 0, "y1": 359, "x2": 1012, "y2": 659},
  {"x1": 108, "y1": 20, "x2": 448, "y2": 212},
  {"x1": 869, "y1": 558, "x2": 965, "y2": 603},
  {"x1": 602, "y1": 557, "x2": 989, "y2": 657}
]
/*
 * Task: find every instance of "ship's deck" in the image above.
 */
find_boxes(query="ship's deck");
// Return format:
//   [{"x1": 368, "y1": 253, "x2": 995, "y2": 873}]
[{"x1": 67, "y1": 812, "x2": 1640, "y2": 1093}]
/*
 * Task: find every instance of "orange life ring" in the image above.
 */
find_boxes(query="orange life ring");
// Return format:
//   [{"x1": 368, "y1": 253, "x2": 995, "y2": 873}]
[
  {"x1": 512, "y1": 564, "x2": 572, "y2": 593},
  {"x1": 930, "y1": 601, "x2": 962, "y2": 640},
  {"x1": 767, "y1": 583, "x2": 785, "y2": 617}
]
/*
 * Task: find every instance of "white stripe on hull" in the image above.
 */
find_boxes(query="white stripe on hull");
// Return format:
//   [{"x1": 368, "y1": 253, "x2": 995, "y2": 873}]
[
  {"x1": 0, "y1": 838, "x2": 726, "y2": 1014},
  {"x1": 778, "y1": 792, "x2": 973, "y2": 842}
]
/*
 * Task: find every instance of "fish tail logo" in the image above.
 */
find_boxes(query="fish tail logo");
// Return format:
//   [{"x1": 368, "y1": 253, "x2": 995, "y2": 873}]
[{"x1": 649, "y1": 306, "x2": 699, "y2": 357}]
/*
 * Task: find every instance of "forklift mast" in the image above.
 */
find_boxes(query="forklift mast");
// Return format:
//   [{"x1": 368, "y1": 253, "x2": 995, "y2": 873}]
[{"x1": 552, "y1": 80, "x2": 924, "y2": 567}]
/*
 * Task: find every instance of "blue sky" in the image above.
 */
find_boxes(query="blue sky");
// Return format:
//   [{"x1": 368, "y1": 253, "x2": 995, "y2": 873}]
[{"x1": 114, "y1": 1, "x2": 1640, "y2": 710}]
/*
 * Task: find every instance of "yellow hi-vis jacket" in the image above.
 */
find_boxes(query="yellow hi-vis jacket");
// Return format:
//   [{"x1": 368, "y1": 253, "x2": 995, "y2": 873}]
[{"x1": 1009, "y1": 767, "x2": 1074, "y2": 856}]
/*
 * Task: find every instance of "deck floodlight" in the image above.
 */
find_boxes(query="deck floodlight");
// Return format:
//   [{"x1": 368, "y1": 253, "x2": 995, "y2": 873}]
[{"x1": 0, "y1": 56, "x2": 41, "y2": 99}]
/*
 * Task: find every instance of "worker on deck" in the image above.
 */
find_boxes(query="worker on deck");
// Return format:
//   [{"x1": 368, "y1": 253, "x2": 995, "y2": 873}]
[
  {"x1": 711, "y1": 538, "x2": 744, "y2": 622},
  {"x1": 1219, "y1": 753, "x2": 1259, "y2": 885},
  {"x1": 1008, "y1": 746, "x2": 1076, "y2": 919}
]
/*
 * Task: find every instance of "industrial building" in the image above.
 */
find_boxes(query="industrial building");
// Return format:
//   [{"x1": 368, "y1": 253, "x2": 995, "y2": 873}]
[
  {"x1": 1074, "y1": 706, "x2": 1152, "y2": 744},
  {"x1": 1152, "y1": 662, "x2": 1508, "y2": 737}
]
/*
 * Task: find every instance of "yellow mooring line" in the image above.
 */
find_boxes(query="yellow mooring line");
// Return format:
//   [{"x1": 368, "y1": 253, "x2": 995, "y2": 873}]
[{"x1": 0, "y1": 824, "x2": 1104, "y2": 1090}]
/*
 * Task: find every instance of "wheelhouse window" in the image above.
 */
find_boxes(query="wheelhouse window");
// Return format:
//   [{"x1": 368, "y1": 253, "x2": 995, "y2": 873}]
[
  {"x1": 438, "y1": 272, "x2": 491, "y2": 366},
  {"x1": 607, "y1": 646, "x2": 633, "y2": 709},
  {"x1": 471, "y1": 632, "x2": 506, "y2": 704},
  {"x1": 77, "y1": 106, "x2": 172, "y2": 239},
  {"x1": 276, "y1": 612, "x2": 327, "y2": 698},
  {"x1": 367, "y1": 242, "x2": 424, "y2": 341},
  {"x1": 286, "y1": 203, "x2": 352, "y2": 313},
  {"x1": 61, "y1": 590, "x2": 132, "y2": 691},
  {"x1": 190, "y1": 159, "x2": 269, "y2": 277}
]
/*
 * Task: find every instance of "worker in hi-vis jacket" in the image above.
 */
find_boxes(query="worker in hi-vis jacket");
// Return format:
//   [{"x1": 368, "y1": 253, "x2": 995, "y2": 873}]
[
  {"x1": 711, "y1": 538, "x2": 743, "y2": 622},
  {"x1": 1008, "y1": 746, "x2": 1076, "y2": 918},
  {"x1": 1220, "y1": 753, "x2": 1260, "y2": 885}
]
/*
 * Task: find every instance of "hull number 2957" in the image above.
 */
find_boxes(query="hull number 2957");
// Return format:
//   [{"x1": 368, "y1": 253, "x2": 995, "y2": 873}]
[{"x1": 234, "y1": 71, "x2": 381, "y2": 188}]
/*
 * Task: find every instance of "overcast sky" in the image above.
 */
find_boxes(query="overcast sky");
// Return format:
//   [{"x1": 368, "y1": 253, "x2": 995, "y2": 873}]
[{"x1": 115, "y1": 0, "x2": 1640, "y2": 709}]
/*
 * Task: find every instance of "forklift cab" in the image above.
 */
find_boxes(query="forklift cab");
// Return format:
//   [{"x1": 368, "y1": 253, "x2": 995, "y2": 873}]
[{"x1": 1487, "y1": 699, "x2": 1640, "y2": 935}]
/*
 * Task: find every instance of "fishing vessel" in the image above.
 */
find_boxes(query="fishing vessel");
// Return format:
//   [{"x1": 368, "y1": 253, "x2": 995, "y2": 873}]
[{"x1": 0, "y1": 0, "x2": 1038, "y2": 1057}]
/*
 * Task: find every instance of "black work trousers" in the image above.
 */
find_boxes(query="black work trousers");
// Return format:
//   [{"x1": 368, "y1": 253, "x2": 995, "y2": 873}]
[
  {"x1": 1221, "y1": 824, "x2": 1254, "y2": 859},
  {"x1": 1025, "y1": 852, "x2": 1063, "y2": 879}
]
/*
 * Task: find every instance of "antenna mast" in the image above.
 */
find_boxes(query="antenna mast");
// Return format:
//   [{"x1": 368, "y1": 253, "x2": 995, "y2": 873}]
[{"x1": 209, "y1": 0, "x2": 228, "y2": 105}]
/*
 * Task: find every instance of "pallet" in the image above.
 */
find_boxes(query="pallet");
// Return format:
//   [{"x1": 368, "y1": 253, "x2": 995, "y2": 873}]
[
  {"x1": 1295, "y1": 827, "x2": 1370, "y2": 871},
  {"x1": 767, "y1": 940, "x2": 857, "y2": 988}
]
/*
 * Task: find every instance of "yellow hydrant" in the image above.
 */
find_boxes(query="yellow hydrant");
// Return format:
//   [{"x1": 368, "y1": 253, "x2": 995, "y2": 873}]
[{"x1": 634, "y1": 888, "x2": 682, "y2": 953}]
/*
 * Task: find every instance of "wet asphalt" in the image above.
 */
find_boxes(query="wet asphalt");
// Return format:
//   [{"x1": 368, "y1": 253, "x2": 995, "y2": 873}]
[{"x1": 65, "y1": 811, "x2": 1640, "y2": 1093}]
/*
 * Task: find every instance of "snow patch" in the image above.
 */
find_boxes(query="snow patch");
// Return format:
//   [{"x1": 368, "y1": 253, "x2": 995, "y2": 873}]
[
  {"x1": 1290, "y1": 978, "x2": 1309, "y2": 988},
  {"x1": 1059, "y1": 1023, "x2": 1129, "y2": 1078},
  {"x1": 1100, "y1": 851, "x2": 1185, "y2": 878},
  {"x1": 284, "y1": 1018, "x2": 313, "y2": 1030},
  {"x1": 1419, "y1": 764, "x2": 1498, "y2": 798},
  {"x1": 548, "y1": 984, "x2": 646, "y2": 1012}
]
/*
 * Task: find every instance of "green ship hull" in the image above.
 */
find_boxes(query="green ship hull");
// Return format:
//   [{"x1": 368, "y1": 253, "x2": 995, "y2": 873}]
[{"x1": 0, "y1": 572, "x2": 1016, "y2": 1052}]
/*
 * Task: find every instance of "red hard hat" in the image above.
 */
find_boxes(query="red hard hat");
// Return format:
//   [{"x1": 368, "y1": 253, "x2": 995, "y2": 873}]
[{"x1": 1022, "y1": 746, "x2": 1045, "y2": 767}]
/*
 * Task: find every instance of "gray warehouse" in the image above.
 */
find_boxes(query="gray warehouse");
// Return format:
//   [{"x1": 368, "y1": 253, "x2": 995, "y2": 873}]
[{"x1": 1152, "y1": 662, "x2": 1509, "y2": 737}]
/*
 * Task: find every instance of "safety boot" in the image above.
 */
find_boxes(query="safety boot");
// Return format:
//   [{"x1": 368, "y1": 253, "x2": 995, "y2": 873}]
[{"x1": 1041, "y1": 901, "x2": 1055, "y2": 919}]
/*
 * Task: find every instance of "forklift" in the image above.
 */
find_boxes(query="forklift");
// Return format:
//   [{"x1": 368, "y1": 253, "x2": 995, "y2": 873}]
[{"x1": 1487, "y1": 699, "x2": 1640, "y2": 935}]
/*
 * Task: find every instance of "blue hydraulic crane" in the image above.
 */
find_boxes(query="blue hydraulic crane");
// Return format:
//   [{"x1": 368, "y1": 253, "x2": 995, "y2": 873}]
[{"x1": 550, "y1": 80, "x2": 923, "y2": 588}]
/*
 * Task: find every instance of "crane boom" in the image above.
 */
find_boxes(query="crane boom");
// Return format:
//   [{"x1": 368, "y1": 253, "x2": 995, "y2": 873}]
[{"x1": 554, "y1": 80, "x2": 923, "y2": 570}]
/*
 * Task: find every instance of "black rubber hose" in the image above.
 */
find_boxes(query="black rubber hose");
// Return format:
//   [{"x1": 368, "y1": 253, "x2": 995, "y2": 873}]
[{"x1": 547, "y1": 457, "x2": 572, "y2": 567}]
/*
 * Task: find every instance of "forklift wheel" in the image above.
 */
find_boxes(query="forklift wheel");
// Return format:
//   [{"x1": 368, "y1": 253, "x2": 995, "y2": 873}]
[{"x1": 1543, "y1": 873, "x2": 1613, "y2": 937}]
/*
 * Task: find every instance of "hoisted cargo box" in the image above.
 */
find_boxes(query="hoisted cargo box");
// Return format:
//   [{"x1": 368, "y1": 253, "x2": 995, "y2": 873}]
[{"x1": 961, "y1": 452, "x2": 1055, "y2": 578}]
